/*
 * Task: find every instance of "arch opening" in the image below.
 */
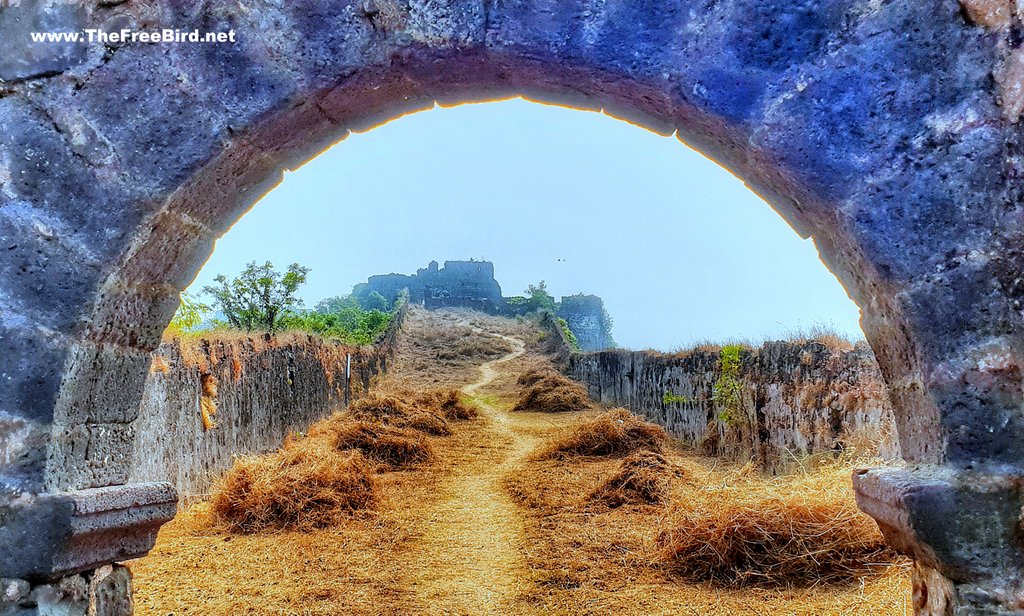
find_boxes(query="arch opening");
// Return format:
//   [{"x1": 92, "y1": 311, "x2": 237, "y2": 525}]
[
  {"x1": 57, "y1": 55, "x2": 922, "y2": 489},
  {"x1": 1, "y1": 1, "x2": 1020, "y2": 611},
  {"x1": 127, "y1": 96, "x2": 908, "y2": 615}
]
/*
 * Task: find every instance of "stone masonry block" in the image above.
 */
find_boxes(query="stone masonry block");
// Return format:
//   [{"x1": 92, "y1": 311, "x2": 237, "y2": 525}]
[
  {"x1": 51, "y1": 342, "x2": 152, "y2": 426},
  {"x1": 0, "y1": 484, "x2": 175, "y2": 580},
  {"x1": 0, "y1": 0, "x2": 89, "y2": 82},
  {"x1": 85, "y1": 281, "x2": 182, "y2": 351},
  {"x1": 46, "y1": 423, "x2": 137, "y2": 491}
]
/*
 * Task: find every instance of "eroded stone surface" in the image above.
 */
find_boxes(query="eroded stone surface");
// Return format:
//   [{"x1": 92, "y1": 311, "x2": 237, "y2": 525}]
[
  {"x1": 960, "y1": 0, "x2": 1015, "y2": 28},
  {"x1": 571, "y1": 342, "x2": 900, "y2": 469},
  {"x1": 854, "y1": 467, "x2": 1024, "y2": 610},
  {"x1": 0, "y1": 565, "x2": 132, "y2": 616},
  {"x1": 0, "y1": 483, "x2": 175, "y2": 581}
]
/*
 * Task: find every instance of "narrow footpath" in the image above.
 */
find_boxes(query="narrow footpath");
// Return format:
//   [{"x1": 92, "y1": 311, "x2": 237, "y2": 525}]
[{"x1": 408, "y1": 333, "x2": 540, "y2": 614}]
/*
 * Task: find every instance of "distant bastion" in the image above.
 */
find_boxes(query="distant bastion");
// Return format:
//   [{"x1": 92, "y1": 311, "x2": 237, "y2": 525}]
[{"x1": 352, "y1": 260, "x2": 613, "y2": 351}]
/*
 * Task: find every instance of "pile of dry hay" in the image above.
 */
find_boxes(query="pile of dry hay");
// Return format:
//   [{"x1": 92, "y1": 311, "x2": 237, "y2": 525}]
[
  {"x1": 210, "y1": 442, "x2": 378, "y2": 533},
  {"x1": 415, "y1": 388, "x2": 480, "y2": 420},
  {"x1": 414, "y1": 321, "x2": 516, "y2": 362},
  {"x1": 512, "y1": 368, "x2": 593, "y2": 414},
  {"x1": 348, "y1": 393, "x2": 451, "y2": 436},
  {"x1": 210, "y1": 387, "x2": 480, "y2": 532},
  {"x1": 527, "y1": 405, "x2": 892, "y2": 587},
  {"x1": 656, "y1": 464, "x2": 892, "y2": 586},
  {"x1": 348, "y1": 389, "x2": 480, "y2": 431},
  {"x1": 540, "y1": 408, "x2": 667, "y2": 459},
  {"x1": 588, "y1": 450, "x2": 684, "y2": 507},
  {"x1": 309, "y1": 418, "x2": 434, "y2": 467}
]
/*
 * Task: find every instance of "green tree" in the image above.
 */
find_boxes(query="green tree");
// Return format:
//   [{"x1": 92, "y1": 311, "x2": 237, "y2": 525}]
[
  {"x1": 315, "y1": 295, "x2": 360, "y2": 314},
  {"x1": 202, "y1": 261, "x2": 310, "y2": 333},
  {"x1": 525, "y1": 281, "x2": 557, "y2": 313},
  {"x1": 362, "y1": 291, "x2": 391, "y2": 312},
  {"x1": 165, "y1": 293, "x2": 210, "y2": 336}
]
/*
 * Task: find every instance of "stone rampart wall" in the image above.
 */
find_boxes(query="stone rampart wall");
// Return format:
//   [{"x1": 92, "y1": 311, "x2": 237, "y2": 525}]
[{"x1": 568, "y1": 342, "x2": 900, "y2": 470}]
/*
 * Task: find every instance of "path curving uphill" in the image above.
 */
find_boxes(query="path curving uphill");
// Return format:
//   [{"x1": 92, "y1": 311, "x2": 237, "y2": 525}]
[{"x1": 408, "y1": 332, "x2": 536, "y2": 614}]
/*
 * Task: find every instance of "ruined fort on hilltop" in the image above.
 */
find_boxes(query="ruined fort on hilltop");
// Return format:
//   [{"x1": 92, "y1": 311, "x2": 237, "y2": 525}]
[{"x1": 352, "y1": 260, "x2": 614, "y2": 352}]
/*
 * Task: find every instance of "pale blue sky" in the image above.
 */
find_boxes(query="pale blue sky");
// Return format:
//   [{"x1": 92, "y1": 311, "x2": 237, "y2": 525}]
[{"x1": 187, "y1": 98, "x2": 863, "y2": 350}]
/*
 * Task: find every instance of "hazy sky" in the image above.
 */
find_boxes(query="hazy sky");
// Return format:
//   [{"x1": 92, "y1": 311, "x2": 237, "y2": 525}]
[{"x1": 187, "y1": 98, "x2": 863, "y2": 350}]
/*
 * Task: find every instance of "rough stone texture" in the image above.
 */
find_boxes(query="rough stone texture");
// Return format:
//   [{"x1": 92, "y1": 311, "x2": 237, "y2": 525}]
[
  {"x1": 0, "y1": 564, "x2": 132, "y2": 616},
  {"x1": 556, "y1": 294, "x2": 613, "y2": 352},
  {"x1": 0, "y1": 483, "x2": 175, "y2": 581},
  {"x1": 130, "y1": 334, "x2": 395, "y2": 500},
  {"x1": 569, "y1": 343, "x2": 900, "y2": 469},
  {"x1": 854, "y1": 466, "x2": 1024, "y2": 612},
  {"x1": 0, "y1": 0, "x2": 1022, "y2": 610}
]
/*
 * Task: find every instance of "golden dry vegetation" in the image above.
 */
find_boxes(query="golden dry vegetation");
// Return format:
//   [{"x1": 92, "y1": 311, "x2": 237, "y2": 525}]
[{"x1": 130, "y1": 307, "x2": 910, "y2": 615}]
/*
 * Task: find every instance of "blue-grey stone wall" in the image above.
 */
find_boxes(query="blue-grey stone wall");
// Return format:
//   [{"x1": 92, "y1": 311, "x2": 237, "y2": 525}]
[
  {"x1": 568, "y1": 342, "x2": 899, "y2": 470},
  {"x1": 557, "y1": 294, "x2": 613, "y2": 352}
]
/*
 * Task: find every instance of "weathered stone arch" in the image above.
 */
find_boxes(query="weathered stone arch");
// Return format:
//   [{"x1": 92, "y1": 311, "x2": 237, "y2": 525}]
[{"x1": 2, "y1": 0, "x2": 1022, "y2": 612}]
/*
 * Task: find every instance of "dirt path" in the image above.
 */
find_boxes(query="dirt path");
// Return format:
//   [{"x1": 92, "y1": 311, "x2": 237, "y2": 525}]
[{"x1": 408, "y1": 333, "x2": 540, "y2": 614}]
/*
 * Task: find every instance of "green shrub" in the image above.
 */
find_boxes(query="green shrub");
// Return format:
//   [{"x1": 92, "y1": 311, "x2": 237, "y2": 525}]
[
  {"x1": 713, "y1": 345, "x2": 746, "y2": 424},
  {"x1": 281, "y1": 299, "x2": 393, "y2": 346},
  {"x1": 525, "y1": 281, "x2": 557, "y2": 313},
  {"x1": 557, "y1": 317, "x2": 580, "y2": 351},
  {"x1": 662, "y1": 392, "x2": 691, "y2": 405}
]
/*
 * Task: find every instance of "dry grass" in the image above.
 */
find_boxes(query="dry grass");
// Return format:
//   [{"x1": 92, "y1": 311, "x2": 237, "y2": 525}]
[
  {"x1": 136, "y1": 308, "x2": 911, "y2": 615},
  {"x1": 348, "y1": 392, "x2": 413, "y2": 420},
  {"x1": 588, "y1": 450, "x2": 683, "y2": 508},
  {"x1": 395, "y1": 411, "x2": 452, "y2": 436},
  {"x1": 344, "y1": 387, "x2": 481, "y2": 436},
  {"x1": 416, "y1": 387, "x2": 481, "y2": 420},
  {"x1": 150, "y1": 355, "x2": 170, "y2": 373},
  {"x1": 656, "y1": 464, "x2": 891, "y2": 586},
  {"x1": 387, "y1": 307, "x2": 535, "y2": 389},
  {"x1": 200, "y1": 373, "x2": 218, "y2": 430},
  {"x1": 347, "y1": 392, "x2": 452, "y2": 436},
  {"x1": 205, "y1": 356, "x2": 485, "y2": 534},
  {"x1": 517, "y1": 367, "x2": 562, "y2": 387},
  {"x1": 209, "y1": 442, "x2": 378, "y2": 533},
  {"x1": 511, "y1": 368, "x2": 593, "y2": 414},
  {"x1": 782, "y1": 325, "x2": 859, "y2": 353},
  {"x1": 309, "y1": 415, "x2": 434, "y2": 468},
  {"x1": 132, "y1": 308, "x2": 514, "y2": 616},
  {"x1": 407, "y1": 311, "x2": 518, "y2": 364},
  {"x1": 539, "y1": 408, "x2": 668, "y2": 459},
  {"x1": 506, "y1": 446, "x2": 910, "y2": 615},
  {"x1": 202, "y1": 310, "x2": 490, "y2": 536},
  {"x1": 132, "y1": 466, "x2": 435, "y2": 616},
  {"x1": 441, "y1": 335, "x2": 515, "y2": 361},
  {"x1": 667, "y1": 326, "x2": 861, "y2": 358}
]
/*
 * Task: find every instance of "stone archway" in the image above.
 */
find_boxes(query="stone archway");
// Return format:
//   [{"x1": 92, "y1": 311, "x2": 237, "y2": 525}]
[{"x1": 1, "y1": 0, "x2": 1022, "y2": 612}]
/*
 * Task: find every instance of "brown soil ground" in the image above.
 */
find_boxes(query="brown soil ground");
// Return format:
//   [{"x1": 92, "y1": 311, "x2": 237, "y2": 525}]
[{"x1": 130, "y1": 308, "x2": 911, "y2": 615}]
